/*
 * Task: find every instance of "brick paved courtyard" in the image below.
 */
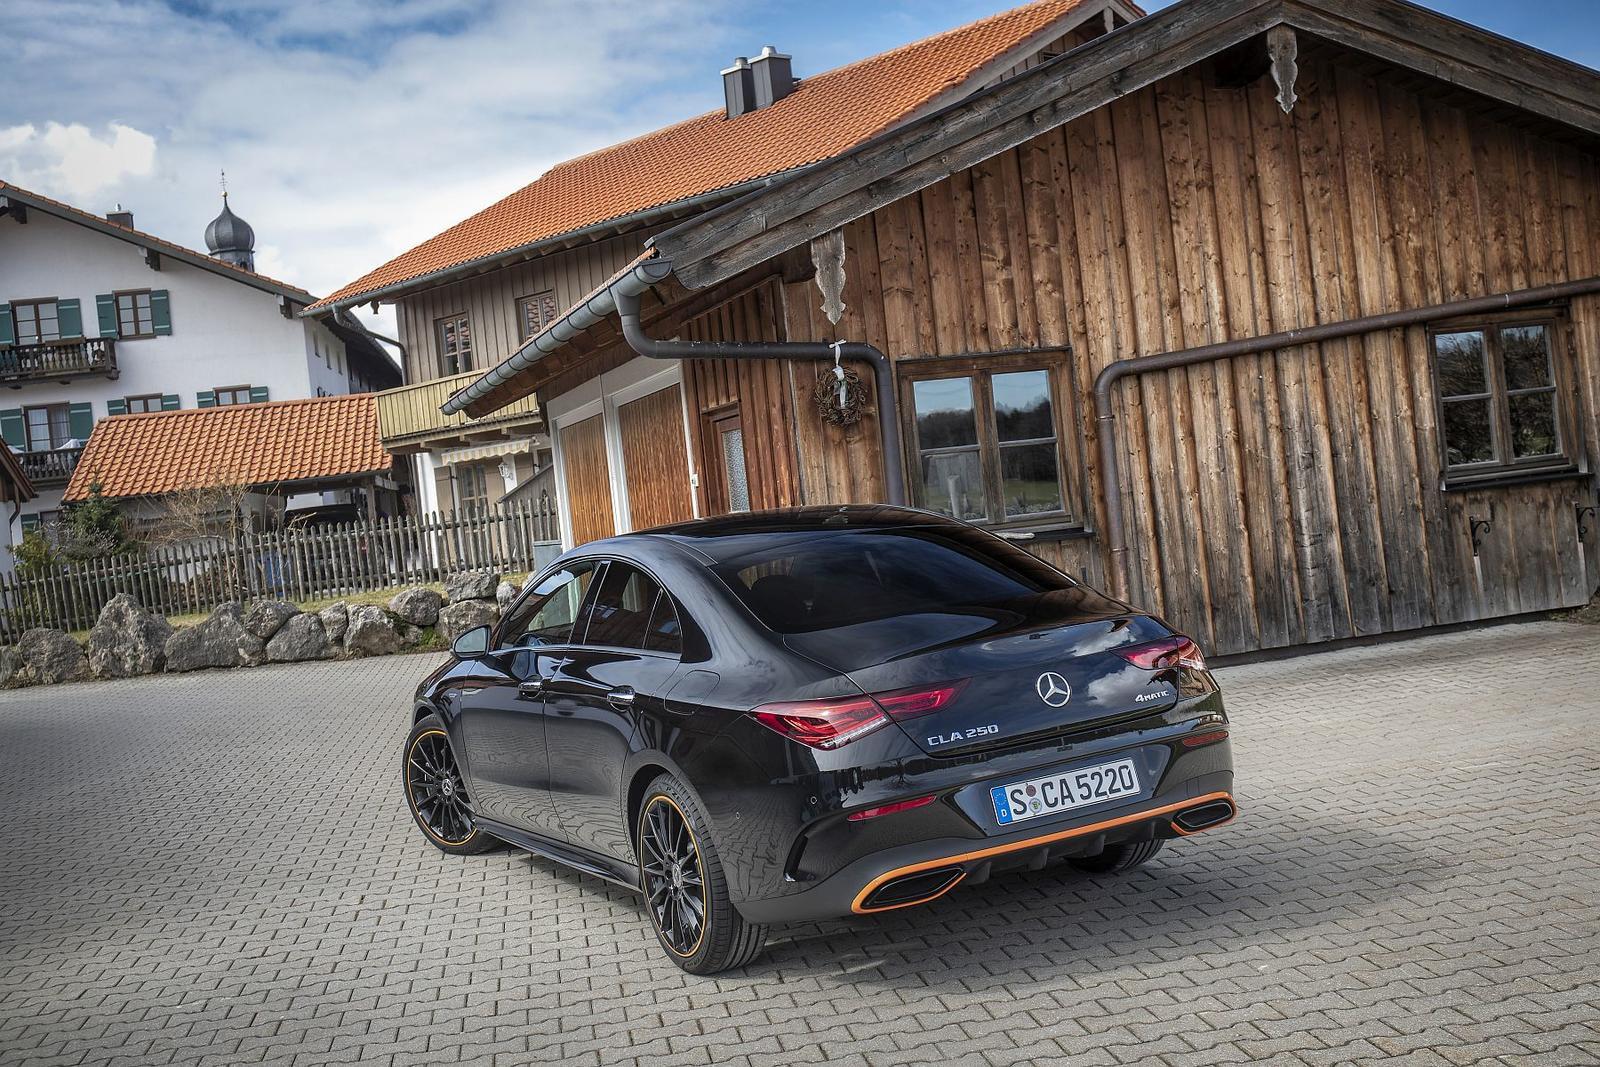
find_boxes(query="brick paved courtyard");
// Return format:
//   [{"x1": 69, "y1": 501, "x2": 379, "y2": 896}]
[{"x1": 2, "y1": 619, "x2": 1597, "y2": 1066}]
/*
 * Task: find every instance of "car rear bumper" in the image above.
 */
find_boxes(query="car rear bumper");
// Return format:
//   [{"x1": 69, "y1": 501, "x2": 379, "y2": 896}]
[{"x1": 733, "y1": 769, "x2": 1235, "y2": 923}]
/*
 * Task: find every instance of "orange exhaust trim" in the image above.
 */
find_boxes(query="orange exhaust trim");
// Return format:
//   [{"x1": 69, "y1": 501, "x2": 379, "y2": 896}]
[{"x1": 851, "y1": 790, "x2": 1236, "y2": 914}]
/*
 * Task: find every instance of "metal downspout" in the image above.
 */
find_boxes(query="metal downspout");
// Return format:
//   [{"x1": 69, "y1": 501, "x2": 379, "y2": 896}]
[
  {"x1": 612, "y1": 288, "x2": 908, "y2": 507},
  {"x1": 1094, "y1": 274, "x2": 1600, "y2": 601}
]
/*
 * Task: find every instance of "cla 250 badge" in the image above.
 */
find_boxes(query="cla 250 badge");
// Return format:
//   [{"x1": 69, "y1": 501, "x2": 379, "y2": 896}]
[{"x1": 927, "y1": 723, "x2": 1000, "y2": 747}]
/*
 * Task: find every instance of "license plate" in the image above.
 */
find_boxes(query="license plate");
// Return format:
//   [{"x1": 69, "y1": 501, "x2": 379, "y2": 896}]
[{"x1": 990, "y1": 758, "x2": 1140, "y2": 826}]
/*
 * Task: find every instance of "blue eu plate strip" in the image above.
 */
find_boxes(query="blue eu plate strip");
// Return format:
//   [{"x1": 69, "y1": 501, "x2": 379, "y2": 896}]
[{"x1": 991, "y1": 786, "x2": 1013, "y2": 825}]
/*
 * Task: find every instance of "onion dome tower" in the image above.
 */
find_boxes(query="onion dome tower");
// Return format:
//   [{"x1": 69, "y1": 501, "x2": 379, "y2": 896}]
[{"x1": 204, "y1": 173, "x2": 255, "y2": 271}]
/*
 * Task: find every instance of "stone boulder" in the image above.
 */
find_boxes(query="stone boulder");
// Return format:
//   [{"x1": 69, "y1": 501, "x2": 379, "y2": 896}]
[
  {"x1": 87, "y1": 593, "x2": 173, "y2": 678},
  {"x1": 445, "y1": 571, "x2": 500, "y2": 604},
  {"x1": 388, "y1": 588, "x2": 443, "y2": 626},
  {"x1": 0, "y1": 646, "x2": 24, "y2": 688},
  {"x1": 165, "y1": 602, "x2": 248, "y2": 672},
  {"x1": 319, "y1": 601, "x2": 349, "y2": 644},
  {"x1": 242, "y1": 599, "x2": 300, "y2": 641},
  {"x1": 496, "y1": 580, "x2": 519, "y2": 609},
  {"x1": 266, "y1": 613, "x2": 334, "y2": 662},
  {"x1": 18, "y1": 628, "x2": 88, "y2": 685},
  {"x1": 438, "y1": 599, "x2": 499, "y2": 644},
  {"x1": 345, "y1": 605, "x2": 406, "y2": 656}
]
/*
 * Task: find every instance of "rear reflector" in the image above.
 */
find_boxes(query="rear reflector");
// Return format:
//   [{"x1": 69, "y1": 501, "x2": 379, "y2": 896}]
[
  {"x1": 1181, "y1": 729, "x2": 1230, "y2": 748},
  {"x1": 1115, "y1": 635, "x2": 1207, "y2": 671},
  {"x1": 846, "y1": 794, "x2": 938, "y2": 822},
  {"x1": 750, "y1": 680, "x2": 968, "y2": 750}
]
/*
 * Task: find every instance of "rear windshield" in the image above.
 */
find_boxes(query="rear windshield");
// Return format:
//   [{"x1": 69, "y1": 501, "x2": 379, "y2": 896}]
[{"x1": 709, "y1": 526, "x2": 1073, "y2": 635}]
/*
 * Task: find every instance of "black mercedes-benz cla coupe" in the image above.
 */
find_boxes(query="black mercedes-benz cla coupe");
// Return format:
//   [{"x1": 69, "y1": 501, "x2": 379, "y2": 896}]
[{"x1": 403, "y1": 505, "x2": 1235, "y2": 973}]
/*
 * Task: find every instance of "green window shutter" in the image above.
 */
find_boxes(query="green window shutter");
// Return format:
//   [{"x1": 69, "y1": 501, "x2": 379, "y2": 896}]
[
  {"x1": 56, "y1": 298, "x2": 83, "y2": 339},
  {"x1": 106, "y1": 398, "x2": 127, "y2": 417},
  {"x1": 161, "y1": 394, "x2": 180, "y2": 411},
  {"x1": 197, "y1": 390, "x2": 215, "y2": 408},
  {"x1": 0, "y1": 408, "x2": 23, "y2": 450},
  {"x1": 20, "y1": 514, "x2": 40, "y2": 533},
  {"x1": 96, "y1": 294, "x2": 119, "y2": 338},
  {"x1": 0, "y1": 304, "x2": 13, "y2": 346},
  {"x1": 150, "y1": 290, "x2": 172, "y2": 335},
  {"x1": 68, "y1": 402, "x2": 94, "y2": 441},
  {"x1": 248, "y1": 385, "x2": 269, "y2": 404}
]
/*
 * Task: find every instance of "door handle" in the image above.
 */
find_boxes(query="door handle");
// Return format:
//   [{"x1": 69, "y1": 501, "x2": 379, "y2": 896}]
[
  {"x1": 606, "y1": 686, "x2": 637, "y2": 710},
  {"x1": 517, "y1": 678, "x2": 546, "y2": 700}
]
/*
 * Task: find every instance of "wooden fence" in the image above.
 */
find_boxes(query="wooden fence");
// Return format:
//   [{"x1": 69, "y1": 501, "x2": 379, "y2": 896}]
[{"x1": 0, "y1": 501, "x2": 561, "y2": 640}]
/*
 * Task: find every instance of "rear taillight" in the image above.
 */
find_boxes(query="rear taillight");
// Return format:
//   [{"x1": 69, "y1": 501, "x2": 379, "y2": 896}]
[
  {"x1": 846, "y1": 794, "x2": 938, "y2": 822},
  {"x1": 1115, "y1": 635, "x2": 1207, "y2": 671},
  {"x1": 874, "y1": 680, "x2": 968, "y2": 721},
  {"x1": 750, "y1": 680, "x2": 969, "y2": 750},
  {"x1": 750, "y1": 697, "x2": 889, "y2": 750}
]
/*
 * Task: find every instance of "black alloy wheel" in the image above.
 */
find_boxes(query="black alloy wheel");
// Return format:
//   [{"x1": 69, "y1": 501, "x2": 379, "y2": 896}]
[
  {"x1": 403, "y1": 715, "x2": 496, "y2": 855},
  {"x1": 639, "y1": 795, "x2": 707, "y2": 957},
  {"x1": 635, "y1": 775, "x2": 767, "y2": 974}
]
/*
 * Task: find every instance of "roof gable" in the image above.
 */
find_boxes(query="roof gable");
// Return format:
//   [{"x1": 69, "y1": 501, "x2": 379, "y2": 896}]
[
  {"x1": 64, "y1": 394, "x2": 390, "y2": 502},
  {"x1": 653, "y1": 0, "x2": 1600, "y2": 290},
  {"x1": 309, "y1": 0, "x2": 1131, "y2": 313},
  {"x1": 0, "y1": 181, "x2": 317, "y2": 304}
]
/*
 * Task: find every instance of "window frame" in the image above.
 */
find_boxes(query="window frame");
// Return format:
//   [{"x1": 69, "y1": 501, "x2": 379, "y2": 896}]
[
  {"x1": 114, "y1": 289, "x2": 156, "y2": 339},
  {"x1": 11, "y1": 298, "x2": 61, "y2": 345},
  {"x1": 494, "y1": 560, "x2": 605, "y2": 652},
  {"x1": 516, "y1": 290, "x2": 560, "y2": 342},
  {"x1": 212, "y1": 385, "x2": 253, "y2": 407},
  {"x1": 22, "y1": 404, "x2": 71, "y2": 451},
  {"x1": 124, "y1": 393, "x2": 164, "y2": 414},
  {"x1": 436, "y1": 312, "x2": 473, "y2": 376},
  {"x1": 1428, "y1": 313, "x2": 1580, "y2": 487},
  {"x1": 454, "y1": 462, "x2": 491, "y2": 513},
  {"x1": 575, "y1": 560, "x2": 682, "y2": 656},
  {"x1": 896, "y1": 347, "x2": 1083, "y2": 533}
]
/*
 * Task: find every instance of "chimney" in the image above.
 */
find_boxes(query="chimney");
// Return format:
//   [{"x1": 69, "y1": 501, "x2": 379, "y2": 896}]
[
  {"x1": 106, "y1": 207, "x2": 134, "y2": 229},
  {"x1": 722, "y1": 57, "x2": 756, "y2": 119},
  {"x1": 750, "y1": 45, "x2": 794, "y2": 109}
]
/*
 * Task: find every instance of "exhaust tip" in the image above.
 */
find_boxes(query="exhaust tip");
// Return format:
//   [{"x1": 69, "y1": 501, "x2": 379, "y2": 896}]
[
  {"x1": 859, "y1": 865, "x2": 965, "y2": 911},
  {"x1": 1172, "y1": 798, "x2": 1236, "y2": 835}
]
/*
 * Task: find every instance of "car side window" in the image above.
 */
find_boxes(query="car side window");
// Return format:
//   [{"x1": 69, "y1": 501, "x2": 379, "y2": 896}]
[
  {"x1": 497, "y1": 561, "x2": 600, "y2": 650},
  {"x1": 642, "y1": 592, "x2": 682, "y2": 655},
  {"x1": 579, "y1": 563, "x2": 668, "y2": 651}
]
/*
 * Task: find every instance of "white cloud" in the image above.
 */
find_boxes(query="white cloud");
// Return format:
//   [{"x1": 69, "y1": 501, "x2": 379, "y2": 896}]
[{"x1": 0, "y1": 121, "x2": 157, "y2": 200}]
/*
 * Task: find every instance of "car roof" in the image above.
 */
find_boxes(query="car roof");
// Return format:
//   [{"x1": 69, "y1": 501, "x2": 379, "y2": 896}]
[{"x1": 572, "y1": 505, "x2": 967, "y2": 567}]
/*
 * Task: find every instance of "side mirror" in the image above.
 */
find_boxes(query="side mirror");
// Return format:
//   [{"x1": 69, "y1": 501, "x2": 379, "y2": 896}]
[{"x1": 451, "y1": 624, "x2": 491, "y2": 659}]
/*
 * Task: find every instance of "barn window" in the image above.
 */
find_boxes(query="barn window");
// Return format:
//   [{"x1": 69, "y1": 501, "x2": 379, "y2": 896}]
[
  {"x1": 517, "y1": 291, "x2": 560, "y2": 341},
  {"x1": 1431, "y1": 317, "x2": 1575, "y2": 484},
  {"x1": 900, "y1": 350, "x2": 1078, "y2": 530},
  {"x1": 436, "y1": 313, "x2": 473, "y2": 376}
]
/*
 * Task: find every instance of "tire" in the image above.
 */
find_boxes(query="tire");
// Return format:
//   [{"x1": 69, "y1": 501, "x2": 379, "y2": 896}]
[
  {"x1": 402, "y1": 715, "x2": 497, "y2": 856},
  {"x1": 1069, "y1": 837, "x2": 1165, "y2": 874},
  {"x1": 635, "y1": 774, "x2": 767, "y2": 974}
]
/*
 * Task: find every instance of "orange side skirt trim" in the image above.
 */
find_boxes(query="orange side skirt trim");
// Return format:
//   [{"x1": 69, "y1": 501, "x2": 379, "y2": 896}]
[{"x1": 850, "y1": 790, "x2": 1236, "y2": 914}]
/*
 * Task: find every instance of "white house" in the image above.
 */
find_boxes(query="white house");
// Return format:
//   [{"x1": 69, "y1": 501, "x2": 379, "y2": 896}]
[{"x1": 0, "y1": 181, "x2": 400, "y2": 545}]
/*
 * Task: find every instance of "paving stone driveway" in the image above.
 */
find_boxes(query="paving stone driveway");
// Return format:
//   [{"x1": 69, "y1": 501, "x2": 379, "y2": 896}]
[{"x1": 2, "y1": 619, "x2": 1598, "y2": 1067}]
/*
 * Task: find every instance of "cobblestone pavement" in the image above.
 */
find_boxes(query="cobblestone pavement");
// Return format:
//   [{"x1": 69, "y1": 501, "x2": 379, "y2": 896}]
[{"x1": 2, "y1": 620, "x2": 1598, "y2": 1066}]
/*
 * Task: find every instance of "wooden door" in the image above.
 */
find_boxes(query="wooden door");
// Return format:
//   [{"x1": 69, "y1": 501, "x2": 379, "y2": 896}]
[
  {"x1": 617, "y1": 384, "x2": 694, "y2": 530},
  {"x1": 702, "y1": 408, "x2": 750, "y2": 516},
  {"x1": 559, "y1": 414, "x2": 615, "y2": 547}
]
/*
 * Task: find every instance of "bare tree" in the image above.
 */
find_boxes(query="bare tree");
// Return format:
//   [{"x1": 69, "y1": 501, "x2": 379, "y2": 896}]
[{"x1": 143, "y1": 470, "x2": 280, "y2": 603}]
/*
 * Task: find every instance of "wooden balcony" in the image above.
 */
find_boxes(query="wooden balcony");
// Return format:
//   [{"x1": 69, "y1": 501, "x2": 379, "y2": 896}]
[
  {"x1": 375, "y1": 371, "x2": 542, "y2": 453},
  {"x1": 0, "y1": 338, "x2": 118, "y2": 385},
  {"x1": 16, "y1": 445, "x2": 84, "y2": 488}
]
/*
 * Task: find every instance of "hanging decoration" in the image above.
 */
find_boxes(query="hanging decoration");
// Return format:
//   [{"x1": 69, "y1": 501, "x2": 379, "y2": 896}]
[{"x1": 813, "y1": 343, "x2": 869, "y2": 427}]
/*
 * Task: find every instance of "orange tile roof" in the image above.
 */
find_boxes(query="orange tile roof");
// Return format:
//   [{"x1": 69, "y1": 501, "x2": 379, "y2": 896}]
[
  {"x1": 312, "y1": 0, "x2": 1096, "y2": 311},
  {"x1": 0, "y1": 180, "x2": 317, "y2": 302},
  {"x1": 64, "y1": 394, "x2": 391, "y2": 502}
]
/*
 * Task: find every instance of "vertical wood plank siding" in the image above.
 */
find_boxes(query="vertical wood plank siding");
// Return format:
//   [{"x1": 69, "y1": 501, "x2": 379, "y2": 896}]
[
  {"x1": 617, "y1": 384, "x2": 696, "y2": 529},
  {"x1": 756, "y1": 54, "x2": 1598, "y2": 655},
  {"x1": 396, "y1": 232, "x2": 652, "y2": 383}
]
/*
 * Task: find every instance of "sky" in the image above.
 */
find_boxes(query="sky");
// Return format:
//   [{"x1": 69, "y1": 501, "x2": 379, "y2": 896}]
[{"x1": 3, "y1": 0, "x2": 1597, "y2": 341}]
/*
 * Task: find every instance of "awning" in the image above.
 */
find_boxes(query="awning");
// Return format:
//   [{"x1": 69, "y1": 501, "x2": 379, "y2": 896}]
[{"x1": 437, "y1": 438, "x2": 534, "y2": 465}]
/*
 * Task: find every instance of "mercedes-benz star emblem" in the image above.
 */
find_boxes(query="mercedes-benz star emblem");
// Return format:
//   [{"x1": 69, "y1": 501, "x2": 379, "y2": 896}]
[{"x1": 1035, "y1": 672, "x2": 1072, "y2": 707}]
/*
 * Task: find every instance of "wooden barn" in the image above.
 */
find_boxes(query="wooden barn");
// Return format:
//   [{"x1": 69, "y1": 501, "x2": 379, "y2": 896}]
[{"x1": 318, "y1": 0, "x2": 1600, "y2": 657}]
